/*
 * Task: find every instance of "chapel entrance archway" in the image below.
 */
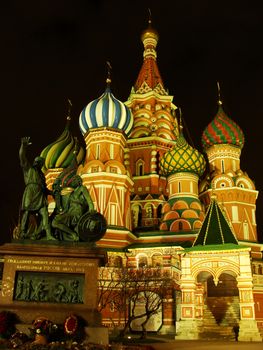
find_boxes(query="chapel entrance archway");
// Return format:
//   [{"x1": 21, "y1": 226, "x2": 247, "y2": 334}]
[{"x1": 197, "y1": 270, "x2": 240, "y2": 325}]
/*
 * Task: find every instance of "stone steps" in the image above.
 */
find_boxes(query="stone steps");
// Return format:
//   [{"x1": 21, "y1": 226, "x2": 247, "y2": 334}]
[
  {"x1": 197, "y1": 300, "x2": 237, "y2": 340},
  {"x1": 206, "y1": 296, "x2": 240, "y2": 325},
  {"x1": 198, "y1": 324, "x2": 235, "y2": 340}
]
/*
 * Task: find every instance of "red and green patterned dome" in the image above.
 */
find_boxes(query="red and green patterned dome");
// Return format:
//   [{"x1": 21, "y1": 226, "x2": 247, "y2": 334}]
[
  {"x1": 160, "y1": 133, "x2": 206, "y2": 177},
  {"x1": 202, "y1": 104, "x2": 245, "y2": 150}
]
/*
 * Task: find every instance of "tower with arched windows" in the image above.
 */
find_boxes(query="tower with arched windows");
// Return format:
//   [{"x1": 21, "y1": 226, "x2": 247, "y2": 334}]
[
  {"x1": 199, "y1": 97, "x2": 258, "y2": 244},
  {"x1": 125, "y1": 20, "x2": 179, "y2": 233},
  {"x1": 78, "y1": 79, "x2": 135, "y2": 248}
]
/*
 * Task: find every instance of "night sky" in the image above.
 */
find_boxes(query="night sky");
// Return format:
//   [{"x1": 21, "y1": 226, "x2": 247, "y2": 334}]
[{"x1": 1, "y1": 0, "x2": 263, "y2": 243}]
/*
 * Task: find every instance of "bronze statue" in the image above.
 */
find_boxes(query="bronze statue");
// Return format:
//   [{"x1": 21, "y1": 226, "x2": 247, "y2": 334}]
[
  {"x1": 19, "y1": 137, "x2": 56, "y2": 240},
  {"x1": 51, "y1": 175, "x2": 95, "y2": 241},
  {"x1": 17, "y1": 136, "x2": 106, "y2": 243}
]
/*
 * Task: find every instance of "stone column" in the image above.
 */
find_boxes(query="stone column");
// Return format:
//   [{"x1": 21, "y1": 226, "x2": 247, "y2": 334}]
[
  {"x1": 237, "y1": 253, "x2": 262, "y2": 342},
  {"x1": 160, "y1": 295, "x2": 176, "y2": 334},
  {"x1": 150, "y1": 146, "x2": 157, "y2": 174},
  {"x1": 124, "y1": 148, "x2": 131, "y2": 175},
  {"x1": 195, "y1": 283, "x2": 204, "y2": 319},
  {"x1": 176, "y1": 255, "x2": 199, "y2": 339}
]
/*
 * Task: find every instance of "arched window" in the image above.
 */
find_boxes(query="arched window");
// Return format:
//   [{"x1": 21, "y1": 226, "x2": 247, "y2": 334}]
[
  {"x1": 138, "y1": 206, "x2": 142, "y2": 227},
  {"x1": 136, "y1": 159, "x2": 145, "y2": 176},
  {"x1": 145, "y1": 204, "x2": 153, "y2": 218},
  {"x1": 178, "y1": 181, "x2": 182, "y2": 193},
  {"x1": 157, "y1": 204, "x2": 162, "y2": 219},
  {"x1": 113, "y1": 256, "x2": 122, "y2": 267},
  {"x1": 221, "y1": 160, "x2": 225, "y2": 173},
  {"x1": 96, "y1": 144, "x2": 100, "y2": 159},
  {"x1": 138, "y1": 164, "x2": 143, "y2": 176},
  {"x1": 243, "y1": 221, "x2": 249, "y2": 240},
  {"x1": 137, "y1": 255, "x2": 148, "y2": 268},
  {"x1": 110, "y1": 144, "x2": 114, "y2": 159}
]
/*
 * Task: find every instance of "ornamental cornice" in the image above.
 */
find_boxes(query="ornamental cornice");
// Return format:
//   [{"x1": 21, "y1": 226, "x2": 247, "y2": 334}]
[
  {"x1": 168, "y1": 172, "x2": 199, "y2": 181},
  {"x1": 126, "y1": 90, "x2": 175, "y2": 104},
  {"x1": 190, "y1": 257, "x2": 241, "y2": 279},
  {"x1": 191, "y1": 255, "x2": 239, "y2": 263},
  {"x1": 84, "y1": 128, "x2": 127, "y2": 143},
  {"x1": 127, "y1": 136, "x2": 176, "y2": 148},
  {"x1": 206, "y1": 144, "x2": 241, "y2": 160}
]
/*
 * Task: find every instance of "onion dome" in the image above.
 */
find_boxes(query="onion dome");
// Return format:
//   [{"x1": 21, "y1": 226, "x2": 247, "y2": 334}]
[
  {"x1": 201, "y1": 85, "x2": 245, "y2": 150},
  {"x1": 52, "y1": 166, "x2": 78, "y2": 191},
  {"x1": 79, "y1": 67, "x2": 133, "y2": 136},
  {"x1": 160, "y1": 130, "x2": 206, "y2": 177},
  {"x1": 40, "y1": 116, "x2": 85, "y2": 172},
  {"x1": 141, "y1": 24, "x2": 159, "y2": 44},
  {"x1": 141, "y1": 10, "x2": 159, "y2": 43}
]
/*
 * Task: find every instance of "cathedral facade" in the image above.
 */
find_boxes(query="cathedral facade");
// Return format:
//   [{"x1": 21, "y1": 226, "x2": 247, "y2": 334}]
[{"x1": 39, "y1": 20, "x2": 263, "y2": 341}]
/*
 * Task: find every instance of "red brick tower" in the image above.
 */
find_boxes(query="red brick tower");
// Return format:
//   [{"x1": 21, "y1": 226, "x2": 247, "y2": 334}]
[{"x1": 125, "y1": 18, "x2": 179, "y2": 232}]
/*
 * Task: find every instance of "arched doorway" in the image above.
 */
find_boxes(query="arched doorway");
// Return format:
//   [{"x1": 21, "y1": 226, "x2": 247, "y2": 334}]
[
  {"x1": 197, "y1": 271, "x2": 240, "y2": 326},
  {"x1": 177, "y1": 248, "x2": 262, "y2": 341}
]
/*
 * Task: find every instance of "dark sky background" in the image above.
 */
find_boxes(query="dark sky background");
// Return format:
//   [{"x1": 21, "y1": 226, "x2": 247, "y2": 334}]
[{"x1": 1, "y1": 0, "x2": 263, "y2": 244}]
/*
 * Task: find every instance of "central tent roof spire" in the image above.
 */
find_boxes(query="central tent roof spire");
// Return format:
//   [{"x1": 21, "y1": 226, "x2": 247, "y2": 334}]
[{"x1": 133, "y1": 10, "x2": 166, "y2": 95}]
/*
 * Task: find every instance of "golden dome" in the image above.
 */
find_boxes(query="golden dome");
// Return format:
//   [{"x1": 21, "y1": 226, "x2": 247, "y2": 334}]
[{"x1": 141, "y1": 25, "x2": 159, "y2": 42}]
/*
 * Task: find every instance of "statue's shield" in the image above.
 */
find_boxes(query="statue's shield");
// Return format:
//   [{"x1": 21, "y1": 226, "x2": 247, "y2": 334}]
[{"x1": 77, "y1": 211, "x2": 107, "y2": 242}]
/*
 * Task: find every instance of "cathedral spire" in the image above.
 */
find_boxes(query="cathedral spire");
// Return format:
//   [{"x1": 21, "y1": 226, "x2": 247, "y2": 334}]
[
  {"x1": 133, "y1": 12, "x2": 166, "y2": 95},
  {"x1": 192, "y1": 196, "x2": 238, "y2": 247}
]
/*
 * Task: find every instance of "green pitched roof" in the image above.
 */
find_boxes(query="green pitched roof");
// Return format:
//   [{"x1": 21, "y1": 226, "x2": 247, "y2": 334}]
[{"x1": 193, "y1": 197, "x2": 238, "y2": 247}]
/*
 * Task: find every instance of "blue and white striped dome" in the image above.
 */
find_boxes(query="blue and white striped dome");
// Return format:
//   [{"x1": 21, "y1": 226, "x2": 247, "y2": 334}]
[{"x1": 79, "y1": 86, "x2": 133, "y2": 136}]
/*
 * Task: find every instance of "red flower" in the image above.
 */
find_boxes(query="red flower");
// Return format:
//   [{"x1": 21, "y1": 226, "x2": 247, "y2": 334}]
[
  {"x1": 32, "y1": 317, "x2": 52, "y2": 336},
  {"x1": 63, "y1": 314, "x2": 78, "y2": 335}
]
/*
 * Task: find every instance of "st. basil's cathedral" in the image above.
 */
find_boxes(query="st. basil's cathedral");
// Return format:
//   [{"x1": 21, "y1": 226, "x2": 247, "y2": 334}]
[{"x1": 7, "y1": 19, "x2": 263, "y2": 341}]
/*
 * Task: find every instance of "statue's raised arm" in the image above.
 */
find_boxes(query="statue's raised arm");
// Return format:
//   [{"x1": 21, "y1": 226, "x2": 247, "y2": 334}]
[
  {"x1": 18, "y1": 137, "x2": 56, "y2": 241},
  {"x1": 19, "y1": 136, "x2": 32, "y2": 171}
]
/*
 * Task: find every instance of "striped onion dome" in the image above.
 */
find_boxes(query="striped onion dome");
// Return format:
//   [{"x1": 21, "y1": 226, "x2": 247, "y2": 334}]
[
  {"x1": 160, "y1": 132, "x2": 206, "y2": 177},
  {"x1": 40, "y1": 117, "x2": 85, "y2": 172},
  {"x1": 202, "y1": 104, "x2": 245, "y2": 150},
  {"x1": 79, "y1": 85, "x2": 133, "y2": 136}
]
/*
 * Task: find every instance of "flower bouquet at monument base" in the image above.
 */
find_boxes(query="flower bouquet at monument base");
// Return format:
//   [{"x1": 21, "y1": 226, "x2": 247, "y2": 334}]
[{"x1": 63, "y1": 314, "x2": 86, "y2": 344}]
